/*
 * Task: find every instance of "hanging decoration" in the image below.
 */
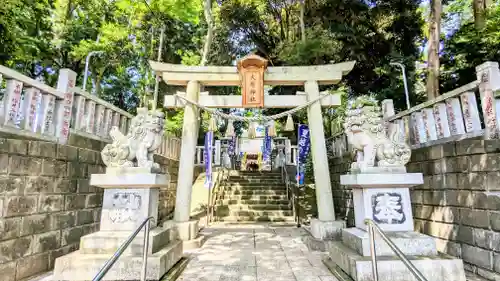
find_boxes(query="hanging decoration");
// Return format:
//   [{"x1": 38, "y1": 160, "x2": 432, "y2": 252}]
[
  {"x1": 172, "y1": 90, "x2": 342, "y2": 135},
  {"x1": 208, "y1": 115, "x2": 218, "y2": 132},
  {"x1": 225, "y1": 120, "x2": 235, "y2": 137},
  {"x1": 285, "y1": 114, "x2": 294, "y2": 131},
  {"x1": 268, "y1": 120, "x2": 277, "y2": 137},
  {"x1": 248, "y1": 122, "x2": 256, "y2": 139},
  {"x1": 174, "y1": 91, "x2": 338, "y2": 123}
]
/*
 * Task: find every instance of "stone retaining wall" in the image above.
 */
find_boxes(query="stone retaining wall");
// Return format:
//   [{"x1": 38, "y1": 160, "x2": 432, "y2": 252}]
[
  {"x1": 155, "y1": 156, "x2": 179, "y2": 222},
  {"x1": 328, "y1": 139, "x2": 500, "y2": 281},
  {"x1": 329, "y1": 155, "x2": 355, "y2": 227},
  {"x1": 0, "y1": 136, "x2": 179, "y2": 281}
]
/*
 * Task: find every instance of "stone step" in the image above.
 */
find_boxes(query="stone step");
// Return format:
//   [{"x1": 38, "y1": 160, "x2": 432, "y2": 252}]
[
  {"x1": 53, "y1": 240, "x2": 183, "y2": 281},
  {"x1": 231, "y1": 170, "x2": 281, "y2": 175},
  {"x1": 224, "y1": 210, "x2": 293, "y2": 217},
  {"x1": 230, "y1": 174, "x2": 282, "y2": 178},
  {"x1": 228, "y1": 178, "x2": 282, "y2": 183},
  {"x1": 224, "y1": 186, "x2": 287, "y2": 191},
  {"x1": 216, "y1": 199, "x2": 290, "y2": 205},
  {"x1": 224, "y1": 190, "x2": 287, "y2": 196},
  {"x1": 223, "y1": 195, "x2": 288, "y2": 201},
  {"x1": 341, "y1": 228, "x2": 437, "y2": 257},
  {"x1": 216, "y1": 215, "x2": 295, "y2": 222},
  {"x1": 223, "y1": 204, "x2": 291, "y2": 211},
  {"x1": 226, "y1": 182, "x2": 284, "y2": 187},
  {"x1": 80, "y1": 228, "x2": 171, "y2": 256},
  {"x1": 325, "y1": 242, "x2": 466, "y2": 281}
]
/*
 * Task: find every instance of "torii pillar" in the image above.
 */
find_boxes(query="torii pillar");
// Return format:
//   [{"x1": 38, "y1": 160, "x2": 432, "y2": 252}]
[{"x1": 150, "y1": 55, "x2": 356, "y2": 243}]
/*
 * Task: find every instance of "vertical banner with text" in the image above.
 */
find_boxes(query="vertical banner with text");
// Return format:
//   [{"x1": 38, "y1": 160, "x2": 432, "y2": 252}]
[
  {"x1": 228, "y1": 136, "x2": 236, "y2": 156},
  {"x1": 296, "y1": 124, "x2": 311, "y2": 185},
  {"x1": 204, "y1": 131, "x2": 214, "y2": 189},
  {"x1": 263, "y1": 126, "x2": 272, "y2": 161}
]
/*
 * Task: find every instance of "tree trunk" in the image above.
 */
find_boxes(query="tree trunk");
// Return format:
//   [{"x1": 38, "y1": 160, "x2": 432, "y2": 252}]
[
  {"x1": 473, "y1": 0, "x2": 492, "y2": 29},
  {"x1": 200, "y1": 0, "x2": 214, "y2": 66},
  {"x1": 299, "y1": 0, "x2": 306, "y2": 42},
  {"x1": 426, "y1": 0, "x2": 442, "y2": 100}
]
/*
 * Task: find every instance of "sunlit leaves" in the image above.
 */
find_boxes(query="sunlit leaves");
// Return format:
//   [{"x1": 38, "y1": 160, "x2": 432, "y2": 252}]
[{"x1": 441, "y1": 5, "x2": 500, "y2": 91}]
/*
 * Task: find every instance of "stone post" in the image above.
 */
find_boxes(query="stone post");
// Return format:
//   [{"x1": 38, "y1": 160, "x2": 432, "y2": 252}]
[
  {"x1": 54, "y1": 69, "x2": 77, "y2": 144},
  {"x1": 476, "y1": 61, "x2": 500, "y2": 139},
  {"x1": 170, "y1": 80, "x2": 203, "y2": 246},
  {"x1": 305, "y1": 80, "x2": 345, "y2": 240},
  {"x1": 174, "y1": 80, "x2": 201, "y2": 223}
]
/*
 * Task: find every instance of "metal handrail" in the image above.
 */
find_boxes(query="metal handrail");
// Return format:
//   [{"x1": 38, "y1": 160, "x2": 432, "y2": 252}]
[
  {"x1": 365, "y1": 219, "x2": 428, "y2": 281},
  {"x1": 209, "y1": 166, "x2": 230, "y2": 223},
  {"x1": 92, "y1": 216, "x2": 153, "y2": 281}
]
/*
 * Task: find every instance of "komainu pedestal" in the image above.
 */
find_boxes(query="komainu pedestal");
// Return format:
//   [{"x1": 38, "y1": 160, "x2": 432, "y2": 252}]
[
  {"x1": 324, "y1": 97, "x2": 466, "y2": 281},
  {"x1": 325, "y1": 172, "x2": 466, "y2": 281},
  {"x1": 52, "y1": 168, "x2": 182, "y2": 281}
]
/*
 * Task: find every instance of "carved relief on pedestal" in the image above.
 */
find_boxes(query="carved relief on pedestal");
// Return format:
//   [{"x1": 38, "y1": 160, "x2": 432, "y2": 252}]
[
  {"x1": 109, "y1": 192, "x2": 142, "y2": 223},
  {"x1": 371, "y1": 192, "x2": 406, "y2": 224}
]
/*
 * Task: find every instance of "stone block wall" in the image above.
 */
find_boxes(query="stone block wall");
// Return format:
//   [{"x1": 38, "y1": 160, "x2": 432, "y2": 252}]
[
  {"x1": 328, "y1": 139, "x2": 500, "y2": 280},
  {"x1": 0, "y1": 136, "x2": 180, "y2": 281},
  {"x1": 408, "y1": 140, "x2": 500, "y2": 280},
  {"x1": 328, "y1": 155, "x2": 355, "y2": 227},
  {"x1": 0, "y1": 138, "x2": 104, "y2": 281},
  {"x1": 155, "y1": 155, "x2": 179, "y2": 223}
]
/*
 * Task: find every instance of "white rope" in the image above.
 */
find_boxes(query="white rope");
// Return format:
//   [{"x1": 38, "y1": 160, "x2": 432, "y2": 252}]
[{"x1": 174, "y1": 91, "x2": 341, "y2": 122}]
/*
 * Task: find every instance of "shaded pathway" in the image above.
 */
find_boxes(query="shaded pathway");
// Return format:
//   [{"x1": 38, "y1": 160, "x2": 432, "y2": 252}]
[{"x1": 178, "y1": 223, "x2": 339, "y2": 281}]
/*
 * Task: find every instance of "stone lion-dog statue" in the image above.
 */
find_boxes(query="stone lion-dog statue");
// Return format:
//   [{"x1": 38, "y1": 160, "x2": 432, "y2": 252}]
[
  {"x1": 343, "y1": 97, "x2": 411, "y2": 172},
  {"x1": 101, "y1": 108, "x2": 165, "y2": 171}
]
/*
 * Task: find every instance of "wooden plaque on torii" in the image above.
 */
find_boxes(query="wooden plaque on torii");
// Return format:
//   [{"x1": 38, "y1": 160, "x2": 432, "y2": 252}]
[{"x1": 237, "y1": 54, "x2": 268, "y2": 108}]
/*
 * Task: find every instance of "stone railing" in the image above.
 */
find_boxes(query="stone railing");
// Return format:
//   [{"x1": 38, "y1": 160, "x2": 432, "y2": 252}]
[
  {"x1": 329, "y1": 61, "x2": 500, "y2": 156},
  {"x1": 0, "y1": 65, "x2": 181, "y2": 160},
  {"x1": 195, "y1": 145, "x2": 214, "y2": 166}
]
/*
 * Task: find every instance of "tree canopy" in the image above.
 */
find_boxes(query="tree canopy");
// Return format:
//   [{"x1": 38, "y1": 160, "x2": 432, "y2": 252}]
[{"x1": 1, "y1": 0, "x2": 498, "y2": 137}]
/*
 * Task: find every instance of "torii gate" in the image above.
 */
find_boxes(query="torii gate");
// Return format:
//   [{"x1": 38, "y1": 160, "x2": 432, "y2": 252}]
[{"x1": 150, "y1": 54, "x2": 355, "y2": 241}]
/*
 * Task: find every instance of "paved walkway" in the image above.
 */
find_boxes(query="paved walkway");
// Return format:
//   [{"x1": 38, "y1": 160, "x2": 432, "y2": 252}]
[{"x1": 178, "y1": 223, "x2": 339, "y2": 281}]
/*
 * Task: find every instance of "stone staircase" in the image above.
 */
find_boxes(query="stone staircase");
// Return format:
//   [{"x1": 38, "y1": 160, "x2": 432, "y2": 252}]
[{"x1": 214, "y1": 171, "x2": 294, "y2": 222}]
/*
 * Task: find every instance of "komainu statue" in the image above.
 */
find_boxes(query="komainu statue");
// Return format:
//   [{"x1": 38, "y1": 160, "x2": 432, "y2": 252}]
[
  {"x1": 101, "y1": 108, "x2": 165, "y2": 171},
  {"x1": 343, "y1": 96, "x2": 411, "y2": 173}
]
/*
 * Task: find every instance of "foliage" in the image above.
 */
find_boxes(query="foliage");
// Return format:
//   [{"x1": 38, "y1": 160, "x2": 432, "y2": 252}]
[
  {"x1": 348, "y1": 95, "x2": 379, "y2": 109},
  {"x1": 3, "y1": 0, "x2": 497, "y2": 142},
  {"x1": 1, "y1": 0, "x2": 201, "y2": 106},
  {"x1": 441, "y1": 5, "x2": 500, "y2": 92},
  {"x1": 209, "y1": 0, "x2": 425, "y2": 120}
]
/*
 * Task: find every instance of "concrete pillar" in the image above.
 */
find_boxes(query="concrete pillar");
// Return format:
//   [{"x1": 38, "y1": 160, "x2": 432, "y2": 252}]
[
  {"x1": 174, "y1": 80, "x2": 200, "y2": 222},
  {"x1": 305, "y1": 80, "x2": 336, "y2": 221}
]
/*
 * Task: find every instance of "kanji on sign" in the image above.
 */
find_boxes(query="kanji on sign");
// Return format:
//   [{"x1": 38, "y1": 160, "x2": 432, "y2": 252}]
[
  {"x1": 371, "y1": 192, "x2": 406, "y2": 224},
  {"x1": 65, "y1": 93, "x2": 72, "y2": 104},
  {"x1": 237, "y1": 54, "x2": 268, "y2": 108}
]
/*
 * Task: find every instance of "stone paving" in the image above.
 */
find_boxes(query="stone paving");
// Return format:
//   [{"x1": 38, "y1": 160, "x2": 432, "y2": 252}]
[{"x1": 178, "y1": 223, "x2": 339, "y2": 281}]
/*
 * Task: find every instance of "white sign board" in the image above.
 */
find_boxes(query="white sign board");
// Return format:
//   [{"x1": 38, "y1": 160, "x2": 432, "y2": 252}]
[{"x1": 239, "y1": 138, "x2": 264, "y2": 154}]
